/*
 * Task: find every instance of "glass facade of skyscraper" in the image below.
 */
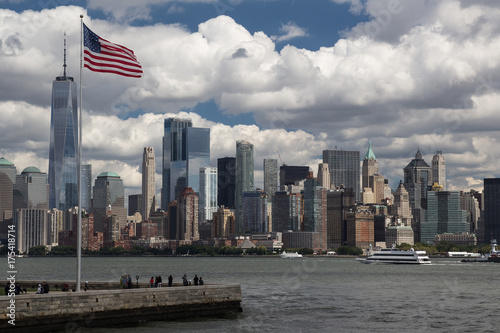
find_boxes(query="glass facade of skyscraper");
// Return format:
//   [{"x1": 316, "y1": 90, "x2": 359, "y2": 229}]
[
  {"x1": 217, "y1": 157, "x2": 236, "y2": 209},
  {"x1": 14, "y1": 167, "x2": 49, "y2": 211},
  {"x1": 48, "y1": 74, "x2": 78, "y2": 211},
  {"x1": 199, "y1": 167, "x2": 218, "y2": 223},
  {"x1": 484, "y1": 178, "x2": 500, "y2": 243},
  {"x1": 421, "y1": 191, "x2": 468, "y2": 243},
  {"x1": 81, "y1": 164, "x2": 92, "y2": 211},
  {"x1": 235, "y1": 140, "x2": 254, "y2": 232},
  {"x1": 0, "y1": 157, "x2": 16, "y2": 241},
  {"x1": 162, "y1": 118, "x2": 210, "y2": 210},
  {"x1": 323, "y1": 149, "x2": 360, "y2": 201},
  {"x1": 92, "y1": 172, "x2": 127, "y2": 232},
  {"x1": 264, "y1": 159, "x2": 278, "y2": 200}
]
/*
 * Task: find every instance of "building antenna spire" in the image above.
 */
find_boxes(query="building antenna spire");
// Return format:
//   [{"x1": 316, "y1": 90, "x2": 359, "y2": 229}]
[{"x1": 63, "y1": 32, "x2": 67, "y2": 79}]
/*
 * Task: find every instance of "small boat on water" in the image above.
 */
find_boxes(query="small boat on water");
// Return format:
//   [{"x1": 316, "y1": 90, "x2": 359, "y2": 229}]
[
  {"x1": 357, "y1": 245, "x2": 431, "y2": 264},
  {"x1": 280, "y1": 251, "x2": 303, "y2": 258}
]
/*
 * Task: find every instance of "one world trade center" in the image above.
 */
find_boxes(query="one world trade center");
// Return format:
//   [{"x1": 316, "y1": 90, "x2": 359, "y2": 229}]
[{"x1": 48, "y1": 41, "x2": 78, "y2": 211}]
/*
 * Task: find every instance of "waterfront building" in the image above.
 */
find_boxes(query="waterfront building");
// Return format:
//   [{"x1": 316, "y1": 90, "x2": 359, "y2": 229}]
[
  {"x1": 199, "y1": 167, "x2": 218, "y2": 223},
  {"x1": 0, "y1": 157, "x2": 16, "y2": 241},
  {"x1": 279, "y1": 165, "x2": 309, "y2": 191},
  {"x1": 323, "y1": 149, "x2": 360, "y2": 201},
  {"x1": 346, "y1": 206, "x2": 374, "y2": 250},
  {"x1": 212, "y1": 207, "x2": 235, "y2": 238},
  {"x1": 161, "y1": 117, "x2": 210, "y2": 209},
  {"x1": 264, "y1": 159, "x2": 278, "y2": 200},
  {"x1": 92, "y1": 172, "x2": 127, "y2": 233},
  {"x1": 385, "y1": 224, "x2": 414, "y2": 246},
  {"x1": 272, "y1": 191, "x2": 302, "y2": 232},
  {"x1": 15, "y1": 208, "x2": 50, "y2": 254},
  {"x1": 235, "y1": 140, "x2": 254, "y2": 233},
  {"x1": 242, "y1": 190, "x2": 268, "y2": 233},
  {"x1": 177, "y1": 187, "x2": 199, "y2": 241},
  {"x1": 433, "y1": 232, "x2": 477, "y2": 246},
  {"x1": 432, "y1": 151, "x2": 446, "y2": 190},
  {"x1": 142, "y1": 147, "x2": 156, "y2": 221},
  {"x1": 483, "y1": 178, "x2": 500, "y2": 243},
  {"x1": 282, "y1": 230, "x2": 326, "y2": 252},
  {"x1": 326, "y1": 187, "x2": 355, "y2": 249},
  {"x1": 48, "y1": 51, "x2": 78, "y2": 212},
  {"x1": 302, "y1": 178, "x2": 327, "y2": 250},
  {"x1": 13, "y1": 167, "x2": 49, "y2": 211},
  {"x1": 317, "y1": 163, "x2": 331, "y2": 190},
  {"x1": 421, "y1": 190, "x2": 469, "y2": 243},
  {"x1": 303, "y1": 178, "x2": 327, "y2": 236},
  {"x1": 81, "y1": 164, "x2": 92, "y2": 211},
  {"x1": 217, "y1": 157, "x2": 236, "y2": 209},
  {"x1": 362, "y1": 141, "x2": 378, "y2": 193}
]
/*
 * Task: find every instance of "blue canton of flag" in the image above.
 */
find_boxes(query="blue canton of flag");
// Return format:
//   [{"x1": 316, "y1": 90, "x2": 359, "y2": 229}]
[{"x1": 83, "y1": 23, "x2": 143, "y2": 78}]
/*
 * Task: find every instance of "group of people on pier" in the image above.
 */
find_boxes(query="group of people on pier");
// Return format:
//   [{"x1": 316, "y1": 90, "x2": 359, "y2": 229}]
[{"x1": 182, "y1": 274, "x2": 204, "y2": 286}]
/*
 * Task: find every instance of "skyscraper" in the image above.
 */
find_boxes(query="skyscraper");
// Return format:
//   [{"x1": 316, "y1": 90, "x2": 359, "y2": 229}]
[
  {"x1": 264, "y1": 159, "x2": 278, "y2": 199},
  {"x1": 403, "y1": 148, "x2": 433, "y2": 206},
  {"x1": 484, "y1": 178, "x2": 500, "y2": 243},
  {"x1": 92, "y1": 172, "x2": 127, "y2": 232},
  {"x1": 323, "y1": 149, "x2": 360, "y2": 201},
  {"x1": 242, "y1": 190, "x2": 268, "y2": 233},
  {"x1": 362, "y1": 140, "x2": 378, "y2": 192},
  {"x1": 48, "y1": 41, "x2": 78, "y2": 212},
  {"x1": 81, "y1": 164, "x2": 92, "y2": 211},
  {"x1": 199, "y1": 167, "x2": 218, "y2": 223},
  {"x1": 176, "y1": 187, "x2": 199, "y2": 241},
  {"x1": 432, "y1": 151, "x2": 446, "y2": 190},
  {"x1": 421, "y1": 190, "x2": 468, "y2": 243},
  {"x1": 142, "y1": 147, "x2": 156, "y2": 220},
  {"x1": 13, "y1": 167, "x2": 49, "y2": 211},
  {"x1": 235, "y1": 140, "x2": 254, "y2": 232},
  {"x1": 272, "y1": 191, "x2": 302, "y2": 232},
  {"x1": 161, "y1": 118, "x2": 210, "y2": 209},
  {"x1": 217, "y1": 157, "x2": 236, "y2": 208},
  {"x1": 0, "y1": 157, "x2": 16, "y2": 241},
  {"x1": 317, "y1": 163, "x2": 330, "y2": 190},
  {"x1": 279, "y1": 165, "x2": 310, "y2": 190},
  {"x1": 390, "y1": 181, "x2": 413, "y2": 227}
]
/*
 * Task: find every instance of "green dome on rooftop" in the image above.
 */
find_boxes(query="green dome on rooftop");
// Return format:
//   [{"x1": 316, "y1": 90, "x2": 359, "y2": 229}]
[
  {"x1": 22, "y1": 166, "x2": 42, "y2": 174},
  {"x1": 97, "y1": 171, "x2": 120, "y2": 178},
  {"x1": 364, "y1": 140, "x2": 376, "y2": 160},
  {"x1": 0, "y1": 157, "x2": 14, "y2": 166}
]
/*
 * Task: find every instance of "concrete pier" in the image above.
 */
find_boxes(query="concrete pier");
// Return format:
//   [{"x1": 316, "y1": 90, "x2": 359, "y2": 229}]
[{"x1": 0, "y1": 282, "x2": 242, "y2": 333}]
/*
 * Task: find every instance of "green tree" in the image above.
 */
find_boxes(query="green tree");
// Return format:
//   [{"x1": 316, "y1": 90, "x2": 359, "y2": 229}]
[{"x1": 28, "y1": 245, "x2": 47, "y2": 256}]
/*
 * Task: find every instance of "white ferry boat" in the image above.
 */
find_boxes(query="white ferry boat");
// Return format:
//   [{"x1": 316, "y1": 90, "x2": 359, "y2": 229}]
[
  {"x1": 280, "y1": 251, "x2": 303, "y2": 258},
  {"x1": 357, "y1": 247, "x2": 431, "y2": 264}
]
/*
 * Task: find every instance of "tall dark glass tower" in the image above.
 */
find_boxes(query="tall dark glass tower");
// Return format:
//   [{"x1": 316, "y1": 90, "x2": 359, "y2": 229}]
[
  {"x1": 323, "y1": 149, "x2": 360, "y2": 201},
  {"x1": 484, "y1": 178, "x2": 500, "y2": 243},
  {"x1": 48, "y1": 39, "x2": 78, "y2": 211},
  {"x1": 161, "y1": 118, "x2": 210, "y2": 209},
  {"x1": 217, "y1": 157, "x2": 236, "y2": 209}
]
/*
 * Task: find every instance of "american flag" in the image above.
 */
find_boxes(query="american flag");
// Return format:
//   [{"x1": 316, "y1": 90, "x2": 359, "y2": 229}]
[{"x1": 83, "y1": 23, "x2": 143, "y2": 78}]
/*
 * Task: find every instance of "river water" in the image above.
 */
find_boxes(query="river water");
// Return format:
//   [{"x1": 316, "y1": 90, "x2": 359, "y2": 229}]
[{"x1": 13, "y1": 256, "x2": 499, "y2": 332}]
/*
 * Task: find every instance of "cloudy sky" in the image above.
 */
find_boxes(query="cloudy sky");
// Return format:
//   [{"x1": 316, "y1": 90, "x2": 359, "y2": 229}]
[{"x1": 1, "y1": 0, "x2": 500, "y2": 202}]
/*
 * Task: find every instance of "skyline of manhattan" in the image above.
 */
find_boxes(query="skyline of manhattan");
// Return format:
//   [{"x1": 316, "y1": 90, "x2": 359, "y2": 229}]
[{"x1": 1, "y1": 1, "x2": 500, "y2": 201}]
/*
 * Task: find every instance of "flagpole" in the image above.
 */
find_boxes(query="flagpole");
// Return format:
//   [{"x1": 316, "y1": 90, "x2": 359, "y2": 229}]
[{"x1": 77, "y1": 14, "x2": 84, "y2": 292}]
